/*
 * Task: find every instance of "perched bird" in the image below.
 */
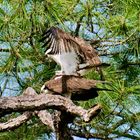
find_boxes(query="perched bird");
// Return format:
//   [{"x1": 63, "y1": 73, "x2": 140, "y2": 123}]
[
  {"x1": 41, "y1": 26, "x2": 103, "y2": 78},
  {"x1": 41, "y1": 75, "x2": 98, "y2": 100},
  {"x1": 41, "y1": 75, "x2": 110, "y2": 100}
]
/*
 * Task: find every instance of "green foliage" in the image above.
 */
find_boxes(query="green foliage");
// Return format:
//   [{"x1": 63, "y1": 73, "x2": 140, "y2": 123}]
[
  {"x1": 0, "y1": 0, "x2": 140, "y2": 139},
  {"x1": 0, "y1": 122, "x2": 52, "y2": 140}
]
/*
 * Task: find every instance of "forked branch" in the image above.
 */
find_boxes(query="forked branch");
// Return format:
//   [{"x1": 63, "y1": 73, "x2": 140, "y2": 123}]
[{"x1": 0, "y1": 87, "x2": 101, "y2": 132}]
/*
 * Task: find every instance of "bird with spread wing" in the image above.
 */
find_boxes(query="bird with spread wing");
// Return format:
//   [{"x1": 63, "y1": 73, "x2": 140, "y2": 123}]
[{"x1": 41, "y1": 26, "x2": 103, "y2": 78}]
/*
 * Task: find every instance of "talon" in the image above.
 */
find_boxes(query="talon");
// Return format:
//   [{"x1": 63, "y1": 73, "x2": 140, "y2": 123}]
[{"x1": 41, "y1": 85, "x2": 49, "y2": 94}]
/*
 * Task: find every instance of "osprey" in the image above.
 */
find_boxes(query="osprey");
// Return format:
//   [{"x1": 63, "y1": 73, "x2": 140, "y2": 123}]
[
  {"x1": 41, "y1": 75, "x2": 98, "y2": 100},
  {"x1": 41, "y1": 75, "x2": 109, "y2": 100},
  {"x1": 41, "y1": 26, "x2": 102, "y2": 77}
]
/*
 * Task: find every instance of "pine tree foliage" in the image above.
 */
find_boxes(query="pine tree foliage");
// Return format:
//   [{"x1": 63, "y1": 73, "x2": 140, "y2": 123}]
[{"x1": 0, "y1": 0, "x2": 140, "y2": 139}]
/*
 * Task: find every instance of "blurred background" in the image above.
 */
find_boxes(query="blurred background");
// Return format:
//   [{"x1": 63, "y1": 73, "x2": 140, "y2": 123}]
[{"x1": 0, "y1": 0, "x2": 140, "y2": 139}]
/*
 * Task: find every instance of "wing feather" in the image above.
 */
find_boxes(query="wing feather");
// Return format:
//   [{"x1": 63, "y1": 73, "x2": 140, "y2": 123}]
[
  {"x1": 41, "y1": 26, "x2": 103, "y2": 78},
  {"x1": 41, "y1": 27, "x2": 101, "y2": 65},
  {"x1": 66, "y1": 39, "x2": 71, "y2": 52},
  {"x1": 42, "y1": 27, "x2": 86, "y2": 63}
]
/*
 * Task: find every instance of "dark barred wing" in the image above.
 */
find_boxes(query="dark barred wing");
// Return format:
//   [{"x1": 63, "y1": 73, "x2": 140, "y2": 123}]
[
  {"x1": 41, "y1": 27, "x2": 86, "y2": 63},
  {"x1": 41, "y1": 27, "x2": 59, "y2": 54}
]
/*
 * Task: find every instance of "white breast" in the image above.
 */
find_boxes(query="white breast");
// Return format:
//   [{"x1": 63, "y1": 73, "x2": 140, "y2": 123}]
[{"x1": 48, "y1": 52, "x2": 79, "y2": 75}]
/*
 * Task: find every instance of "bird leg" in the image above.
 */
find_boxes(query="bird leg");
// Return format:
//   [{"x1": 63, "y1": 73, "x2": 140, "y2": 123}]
[
  {"x1": 78, "y1": 63, "x2": 89, "y2": 70},
  {"x1": 55, "y1": 70, "x2": 64, "y2": 75},
  {"x1": 55, "y1": 70, "x2": 79, "y2": 76}
]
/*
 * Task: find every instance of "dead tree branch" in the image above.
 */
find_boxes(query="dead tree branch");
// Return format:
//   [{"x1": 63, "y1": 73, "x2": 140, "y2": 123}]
[
  {"x1": 0, "y1": 87, "x2": 55, "y2": 131},
  {"x1": 36, "y1": 110, "x2": 55, "y2": 131},
  {"x1": 0, "y1": 112, "x2": 32, "y2": 132},
  {"x1": 0, "y1": 93, "x2": 101, "y2": 122},
  {"x1": 0, "y1": 87, "x2": 101, "y2": 132}
]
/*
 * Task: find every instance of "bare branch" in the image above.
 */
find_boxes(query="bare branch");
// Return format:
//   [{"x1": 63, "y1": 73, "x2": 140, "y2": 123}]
[
  {"x1": 0, "y1": 88, "x2": 55, "y2": 132},
  {"x1": 70, "y1": 128, "x2": 106, "y2": 139},
  {"x1": 36, "y1": 110, "x2": 55, "y2": 131},
  {"x1": 0, "y1": 88, "x2": 101, "y2": 122},
  {"x1": 0, "y1": 48, "x2": 10, "y2": 52},
  {"x1": 74, "y1": 15, "x2": 84, "y2": 36},
  {"x1": 0, "y1": 112, "x2": 32, "y2": 132},
  {"x1": 23, "y1": 87, "x2": 55, "y2": 131},
  {"x1": 99, "y1": 51, "x2": 121, "y2": 56},
  {"x1": 126, "y1": 61, "x2": 140, "y2": 66}
]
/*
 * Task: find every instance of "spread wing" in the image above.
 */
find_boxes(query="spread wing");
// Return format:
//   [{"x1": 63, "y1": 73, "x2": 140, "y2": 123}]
[
  {"x1": 75, "y1": 37, "x2": 101, "y2": 66},
  {"x1": 41, "y1": 26, "x2": 104, "y2": 79},
  {"x1": 41, "y1": 26, "x2": 86, "y2": 63}
]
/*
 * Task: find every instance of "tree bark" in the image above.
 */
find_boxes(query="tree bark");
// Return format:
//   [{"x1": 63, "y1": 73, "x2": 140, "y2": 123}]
[
  {"x1": 53, "y1": 111, "x2": 74, "y2": 140},
  {"x1": 0, "y1": 87, "x2": 101, "y2": 133}
]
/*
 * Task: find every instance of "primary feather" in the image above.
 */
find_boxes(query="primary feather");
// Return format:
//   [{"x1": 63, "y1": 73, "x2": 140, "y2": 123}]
[{"x1": 41, "y1": 26, "x2": 102, "y2": 76}]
